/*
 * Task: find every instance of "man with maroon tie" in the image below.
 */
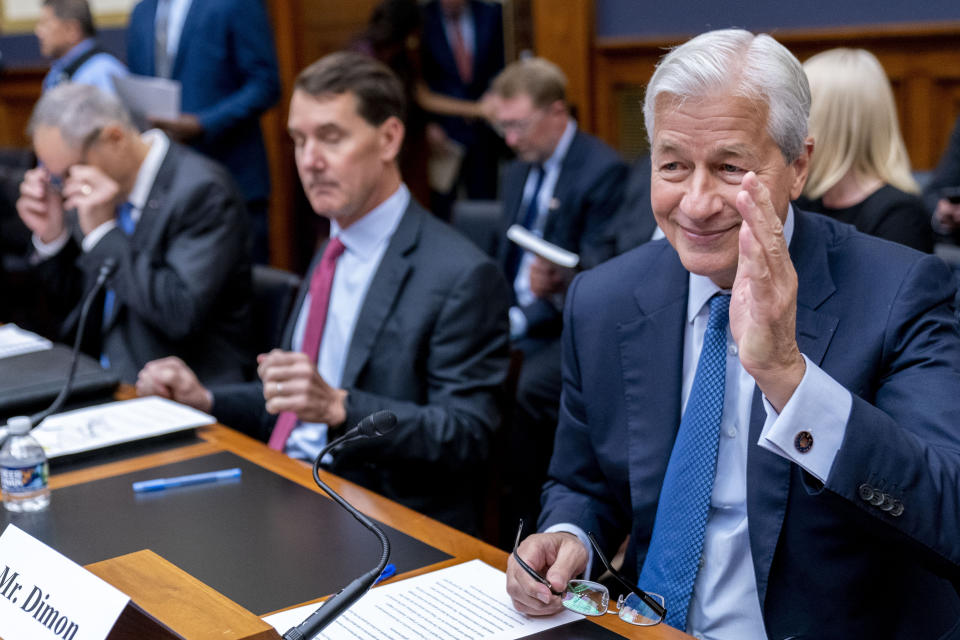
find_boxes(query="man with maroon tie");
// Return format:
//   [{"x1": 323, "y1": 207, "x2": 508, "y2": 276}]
[{"x1": 137, "y1": 52, "x2": 511, "y2": 534}]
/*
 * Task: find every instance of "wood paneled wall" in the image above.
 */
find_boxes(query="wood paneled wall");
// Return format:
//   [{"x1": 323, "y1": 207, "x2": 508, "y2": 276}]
[{"x1": 585, "y1": 22, "x2": 960, "y2": 171}]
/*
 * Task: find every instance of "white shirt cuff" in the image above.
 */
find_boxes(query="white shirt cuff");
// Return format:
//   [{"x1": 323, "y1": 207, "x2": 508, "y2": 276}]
[
  {"x1": 544, "y1": 523, "x2": 593, "y2": 580},
  {"x1": 758, "y1": 354, "x2": 852, "y2": 483},
  {"x1": 509, "y1": 306, "x2": 529, "y2": 340},
  {"x1": 32, "y1": 231, "x2": 70, "y2": 258},
  {"x1": 81, "y1": 220, "x2": 117, "y2": 252}
]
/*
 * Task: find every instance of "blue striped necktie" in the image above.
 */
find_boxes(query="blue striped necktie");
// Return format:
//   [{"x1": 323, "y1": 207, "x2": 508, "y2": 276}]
[
  {"x1": 637, "y1": 293, "x2": 731, "y2": 630},
  {"x1": 505, "y1": 164, "x2": 546, "y2": 283},
  {"x1": 100, "y1": 202, "x2": 136, "y2": 368}
]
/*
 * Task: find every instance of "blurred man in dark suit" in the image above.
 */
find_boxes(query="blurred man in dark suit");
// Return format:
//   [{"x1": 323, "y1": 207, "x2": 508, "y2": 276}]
[
  {"x1": 488, "y1": 57, "x2": 628, "y2": 536},
  {"x1": 15, "y1": 84, "x2": 252, "y2": 384},
  {"x1": 137, "y1": 52, "x2": 511, "y2": 534},
  {"x1": 126, "y1": 0, "x2": 280, "y2": 263}
]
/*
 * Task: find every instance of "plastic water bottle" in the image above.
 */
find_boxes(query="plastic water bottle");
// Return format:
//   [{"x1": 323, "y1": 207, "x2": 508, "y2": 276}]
[{"x1": 0, "y1": 416, "x2": 50, "y2": 512}]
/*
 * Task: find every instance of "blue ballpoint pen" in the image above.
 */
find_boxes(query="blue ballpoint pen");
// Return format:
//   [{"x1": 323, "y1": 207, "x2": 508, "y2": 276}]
[
  {"x1": 132, "y1": 467, "x2": 242, "y2": 492},
  {"x1": 374, "y1": 564, "x2": 396, "y2": 585}
]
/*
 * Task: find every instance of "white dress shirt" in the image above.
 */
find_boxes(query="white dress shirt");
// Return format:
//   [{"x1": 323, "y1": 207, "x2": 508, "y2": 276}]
[
  {"x1": 509, "y1": 118, "x2": 577, "y2": 337},
  {"x1": 284, "y1": 184, "x2": 409, "y2": 461},
  {"x1": 160, "y1": 0, "x2": 194, "y2": 62},
  {"x1": 552, "y1": 206, "x2": 854, "y2": 639}
]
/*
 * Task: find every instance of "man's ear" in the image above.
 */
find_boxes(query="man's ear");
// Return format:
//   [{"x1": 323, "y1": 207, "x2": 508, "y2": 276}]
[
  {"x1": 100, "y1": 123, "x2": 127, "y2": 147},
  {"x1": 378, "y1": 116, "x2": 405, "y2": 163},
  {"x1": 789, "y1": 136, "x2": 814, "y2": 200}
]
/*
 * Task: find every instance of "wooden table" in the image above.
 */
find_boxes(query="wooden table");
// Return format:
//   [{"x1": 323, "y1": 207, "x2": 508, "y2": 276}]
[{"x1": 35, "y1": 419, "x2": 691, "y2": 640}]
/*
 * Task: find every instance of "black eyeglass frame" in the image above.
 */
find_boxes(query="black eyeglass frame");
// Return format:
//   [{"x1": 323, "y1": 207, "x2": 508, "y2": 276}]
[{"x1": 511, "y1": 520, "x2": 667, "y2": 621}]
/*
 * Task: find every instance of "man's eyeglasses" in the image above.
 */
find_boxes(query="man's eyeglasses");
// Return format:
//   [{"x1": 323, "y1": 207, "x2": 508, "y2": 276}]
[
  {"x1": 491, "y1": 109, "x2": 545, "y2": 138},
  {"x1": 512, "y1": 520, "x2": 666, "y2": 626},
  {"x1": 43, "y1": 127, "x2": 104, "y2": 193}
]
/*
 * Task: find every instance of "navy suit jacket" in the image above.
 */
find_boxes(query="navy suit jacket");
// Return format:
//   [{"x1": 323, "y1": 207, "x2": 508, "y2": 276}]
[
  {"x1": 542, "y1": 210, "x2": 960, "y2": 638},
  {"x1": 211, "y1": 201, "x2": 511, "y2": 532},
  {"x1": 421, "y1": 0, "x2": 503, "y2": 146},
  {"x1": 126, "y1": 0, "x2": 280, "y2": 202},
  {"x1": 497, "y1": 128, "x2": 627, "y2": 335}
]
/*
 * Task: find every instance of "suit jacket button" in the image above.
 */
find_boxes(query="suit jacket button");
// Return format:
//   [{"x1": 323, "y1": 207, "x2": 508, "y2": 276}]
[
  {"x1": 858, "y1": 483, "x2": 874, "y2": 501},
  {"x1": 869, "y1": 490, "x2": 885, "y2": 506},
  {"x1": 794, "y1": 430, "x2": 813, "y2": 453},
  {"x1": 880, "y1": 494, "x2": 895, "y2": 511},
  {"x1": 890, "y1": 500, "x2": 904, "y2": 517}
]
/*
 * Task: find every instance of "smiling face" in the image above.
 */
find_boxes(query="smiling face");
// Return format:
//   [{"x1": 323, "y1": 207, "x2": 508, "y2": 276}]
[
  {"x1": 287, "y1": 89, "x2": 403, "y2": 228},
  {"x1": 650, "y1": 91, "x2": 810, "y2": 288}
]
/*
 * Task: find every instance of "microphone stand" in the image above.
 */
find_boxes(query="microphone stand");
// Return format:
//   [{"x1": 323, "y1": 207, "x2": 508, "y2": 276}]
[
  {"x1": 282, "y1": 411, "x2": 396, "y2": 640},
  {"x1": 28, "y1": 258, "x2": 117, "y2": 428}
]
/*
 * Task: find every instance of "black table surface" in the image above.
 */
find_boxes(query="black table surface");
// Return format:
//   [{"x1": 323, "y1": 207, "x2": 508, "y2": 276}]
[{"x1": 1, "y1": 450, "x2": 450, "y2": 615}]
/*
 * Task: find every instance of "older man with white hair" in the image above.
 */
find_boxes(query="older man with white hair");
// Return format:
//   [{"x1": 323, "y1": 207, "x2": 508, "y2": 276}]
[{"x1": 506, "y1": 29, "x2": 960, "y2": 639}]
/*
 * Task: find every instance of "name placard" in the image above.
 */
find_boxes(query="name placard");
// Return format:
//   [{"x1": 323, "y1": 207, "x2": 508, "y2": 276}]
[{"x1": 0, "y1": 524, "x2": 129, "y2": 640}]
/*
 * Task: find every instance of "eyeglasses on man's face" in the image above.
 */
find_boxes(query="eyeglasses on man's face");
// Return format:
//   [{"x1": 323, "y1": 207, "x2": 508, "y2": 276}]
[{"x1": 512, "y1": 520, "x2": 666, "y2": 627}]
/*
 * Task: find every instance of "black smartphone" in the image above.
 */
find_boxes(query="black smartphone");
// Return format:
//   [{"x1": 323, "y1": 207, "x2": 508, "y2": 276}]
[{"x1": 940, "y1": 186, "x2": 960, "y2": 204}]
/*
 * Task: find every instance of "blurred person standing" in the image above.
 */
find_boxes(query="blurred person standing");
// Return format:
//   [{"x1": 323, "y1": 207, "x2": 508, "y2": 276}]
[
  {"x1": 421, "y1": 0, "x2": 505, "y2": 219},
  {"x1": 36, "y1": 0, "x2": 127, "y2": 94},
  {"x1": 798, "y1": 48, "x2": 932, "y2": 252},
  {"x1": 126, "y1": 0, "x2": 280, "y2": 264}
]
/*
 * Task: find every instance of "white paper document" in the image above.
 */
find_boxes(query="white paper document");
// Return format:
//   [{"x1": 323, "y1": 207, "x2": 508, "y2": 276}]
[
  {"x1": 506, "y1": 225, "x2": 580, "y2": 269},
  {"x1": 31, "y1": 397, "x2": 214, "y2": 459},
  {"x1": 263, "y1": 559, "x2": 581, "y2": 640},
  {"x1": 112, "y1": 73, "x2": 181, "y2": 121},
  {"x1": 0, "y1": 324, "x2": 53, "y2": 359}
]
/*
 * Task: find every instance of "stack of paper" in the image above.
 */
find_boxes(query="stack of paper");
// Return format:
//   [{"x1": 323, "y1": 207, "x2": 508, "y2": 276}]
[
  {"x1": 0, "y1": 324, "x2": 52, "y2": 359},
  {"x1": 263, "y1": 559, "x2": 581, "y2": 640},
  {"x1": 31, "y1": 397, "x2": 215, "y2": 459}
]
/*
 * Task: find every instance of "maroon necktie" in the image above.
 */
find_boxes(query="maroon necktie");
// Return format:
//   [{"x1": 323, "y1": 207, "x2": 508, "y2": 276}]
[
  {"x1": 268, "y1": 237, "x2": 346, "y2": 451},
  {"x1": 449, "y1": 19, "x2": 473, "y2": 85}
]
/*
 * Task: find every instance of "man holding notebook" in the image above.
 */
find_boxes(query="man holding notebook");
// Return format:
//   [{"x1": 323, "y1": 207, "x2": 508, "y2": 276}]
[{"x1": 488, "y1": 57, "x2": 628, "y2": 536}]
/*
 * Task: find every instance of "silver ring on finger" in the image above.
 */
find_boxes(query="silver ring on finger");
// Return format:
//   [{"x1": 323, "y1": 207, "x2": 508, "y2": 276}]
[
  {"x1": 276, "y1": 382, "x2": 283, "y2": 394},
  {"x1": 80, "y1": 184, "x2": 92, "y2": 196}
]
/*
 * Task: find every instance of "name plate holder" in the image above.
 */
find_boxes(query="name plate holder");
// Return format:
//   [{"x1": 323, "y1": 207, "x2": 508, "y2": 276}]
[{"x1": 1, "y1": 524, "x2": 279, "y2": 640}]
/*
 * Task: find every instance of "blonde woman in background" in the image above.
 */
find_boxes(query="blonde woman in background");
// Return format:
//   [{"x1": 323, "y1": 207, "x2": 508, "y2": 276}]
[{"x1": 799, "y1": 48, "x2": 933, "y2": 252}]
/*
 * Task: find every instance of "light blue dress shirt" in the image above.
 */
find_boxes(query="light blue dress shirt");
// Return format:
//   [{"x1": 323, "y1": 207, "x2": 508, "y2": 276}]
[
  {"x1": 42, "y1": 38, "x2": 128, "y2": 95},
  {"x1": 284, "y1": 184, "x2": 410, "y2": 461},
  {"x1": 550, "y1": 206, "x2": 853, "y2": 639}
]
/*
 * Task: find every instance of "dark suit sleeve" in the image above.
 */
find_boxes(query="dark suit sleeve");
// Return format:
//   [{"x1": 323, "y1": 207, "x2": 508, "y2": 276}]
[
  {"x1": 76, "y1": 171, "x2": 247, "y2": 342},
  {"x1": 574, "y1": 158, "x2": 629, "y2": 270},
  {"x1": 193, "y1": 0, "x2": 280, "y2": 142},
  {"x1": 824, "y1": 254, "x2": 960, "y2": 578},
  {"x1": 337, "y1": 259, "x2": 510, "y2": 472},
  {"x1": 923, "y1": 114, "x2": 960, "y2": 214},
  {"x1": 209, "y1": 381, "x2": 274, "y2": 442},
  {"x1": 538, "y1": 272, "x2": 631, "y2": 557}
]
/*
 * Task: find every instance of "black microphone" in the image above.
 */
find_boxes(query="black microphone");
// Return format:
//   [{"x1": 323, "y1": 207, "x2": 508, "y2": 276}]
[
  {"x1": 283, "y1": 410, "x2": 398, "y2": 640},
  {"x1": 29, "y1": 258, "x2": 117, "y2": 428}
]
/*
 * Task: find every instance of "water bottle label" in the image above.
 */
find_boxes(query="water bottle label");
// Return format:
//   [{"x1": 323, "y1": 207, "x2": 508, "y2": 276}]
[{"x1": 1, "y1": 463, "x2": 49, "y2": 494}]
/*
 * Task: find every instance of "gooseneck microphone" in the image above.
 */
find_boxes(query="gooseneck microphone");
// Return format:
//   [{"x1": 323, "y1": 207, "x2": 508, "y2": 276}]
[
  {"x1": 29, "y1": 258, "x2": 117, "y2": 428},
  {"x1": 282, "y1": 410, "x2": 398, "y2": 640}
]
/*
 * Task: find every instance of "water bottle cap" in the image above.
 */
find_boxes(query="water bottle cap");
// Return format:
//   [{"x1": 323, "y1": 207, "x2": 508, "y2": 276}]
[{"x1": 6, "y1": 416, "x2": 32, "y2": 435}]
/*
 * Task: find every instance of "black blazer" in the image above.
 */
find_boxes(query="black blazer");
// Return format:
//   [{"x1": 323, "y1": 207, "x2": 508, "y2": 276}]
[
  {"x1": 36, "y1": 141, "x2": 253, "y2": 384},
  {"x1": 212, "y1": 200, "x2": 511, "y2": 532},
  {"x1": 497, "y1": 128, "x2": 628, "y2": 334}
]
